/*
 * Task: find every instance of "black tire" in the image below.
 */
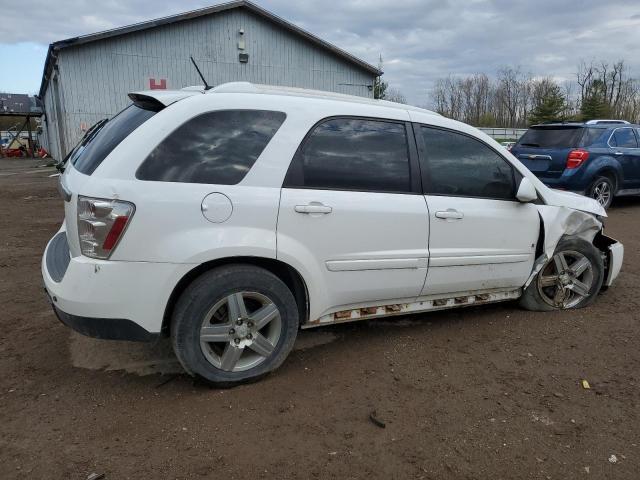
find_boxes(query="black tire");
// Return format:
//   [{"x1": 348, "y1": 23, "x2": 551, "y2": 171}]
[
  {"x1": 520, "y1": 236, "x2": 604, "y2": 312},
  {"x1": 588, "y1": 175, "x2": 615, "y2": 210},
  {"x1": 171, "y1": 264, "x2": 299, "y2": 386}
]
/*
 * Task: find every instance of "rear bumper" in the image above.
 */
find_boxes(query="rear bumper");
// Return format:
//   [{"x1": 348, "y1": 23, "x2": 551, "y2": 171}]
[
  {"x1": 50, "y1": 301, "x2": 157, "y2": 341},
  {"x1": 42, "y1": 226, "x2": 196, "y2": 339}
]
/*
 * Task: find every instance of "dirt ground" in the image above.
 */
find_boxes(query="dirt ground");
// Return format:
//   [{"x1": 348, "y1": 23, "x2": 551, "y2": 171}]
[{"x1": 1, "y1": 158, "x2": 639, "y2": 480}]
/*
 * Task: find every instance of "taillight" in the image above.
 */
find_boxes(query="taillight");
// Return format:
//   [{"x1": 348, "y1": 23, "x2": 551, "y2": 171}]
[
  {"x1": 77, "y1": 196, "x2": 135, "y2": 259},
  {"x1": 566, "y1": 149, "x2": 589, "y2": 169}
]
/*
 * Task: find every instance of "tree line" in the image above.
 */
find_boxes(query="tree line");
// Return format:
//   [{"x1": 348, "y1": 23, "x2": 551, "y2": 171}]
[{"x1": 426, "y1": 60, "x2": 640, "y2": 128}]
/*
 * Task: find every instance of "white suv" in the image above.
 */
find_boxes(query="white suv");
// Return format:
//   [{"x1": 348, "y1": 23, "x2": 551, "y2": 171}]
[{"x1": 43, "y1": 82, "x2": 624, "y2": 385}]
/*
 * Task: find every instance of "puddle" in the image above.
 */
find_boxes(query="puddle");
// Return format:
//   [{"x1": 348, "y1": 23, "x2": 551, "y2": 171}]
[{"x1": 69, "y1": 329, "x2": 339, "y2": 376}]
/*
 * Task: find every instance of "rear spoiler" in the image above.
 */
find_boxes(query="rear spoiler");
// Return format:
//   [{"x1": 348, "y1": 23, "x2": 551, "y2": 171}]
[
  {"x1": 127, "y1": 89, "x2": 204, "y2": 111},
  {"x1": 128, "y1": 93, "x2": 166, "y2": 112}
]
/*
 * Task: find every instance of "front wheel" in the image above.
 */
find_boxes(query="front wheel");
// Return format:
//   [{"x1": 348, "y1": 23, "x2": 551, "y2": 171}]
[
  {"x1": 171, "y1": 265, "x2": 299, "y2": 386},
  {"x1": 520, "y1": 237, "x2": 604, "y2": 311}
]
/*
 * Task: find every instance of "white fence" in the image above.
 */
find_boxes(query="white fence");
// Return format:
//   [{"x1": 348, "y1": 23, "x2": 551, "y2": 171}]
[{"x1": 477, "y1": 127, "x2": 527, "y2": 140}]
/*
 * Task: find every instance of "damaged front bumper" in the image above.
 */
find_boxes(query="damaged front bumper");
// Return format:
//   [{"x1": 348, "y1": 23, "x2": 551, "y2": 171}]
[
  {"x1": 597, "y1": 234, "x2": 624, "y2": 287},
  {"x1": 535, "y1": 204, "x2": 623, "y2": 288}
]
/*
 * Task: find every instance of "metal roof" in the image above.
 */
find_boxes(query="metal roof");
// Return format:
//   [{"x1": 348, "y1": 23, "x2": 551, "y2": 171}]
[
  {"x1": 0, "y1": 93, "x2": 43, "y2": 117},
  {"x1": 38, "y1": 0, "x2": 381, "y2": 98}
]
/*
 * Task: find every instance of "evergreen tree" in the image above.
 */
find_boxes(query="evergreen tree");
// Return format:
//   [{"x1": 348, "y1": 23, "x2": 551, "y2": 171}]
[
  {"x1": 580, "y1": 79, "x2": 610, "y2": 120},
  {"x1": 529, "y1": 81, "x2": 566, "y2": 124},
  {"x1": 373, "y1": 55, "x2": 388, "y2": 100}
]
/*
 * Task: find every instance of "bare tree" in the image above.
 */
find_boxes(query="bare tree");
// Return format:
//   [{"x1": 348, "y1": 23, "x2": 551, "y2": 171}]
[
  {"x1": 495, "y1": 67, "x2": 530, "y2": 127},
  {"x1": 428, "y1": 59, "x2": 640, "y2": 126},
  {"x1": 385, "y1": 88, "x2": 407, "y2": 104}
]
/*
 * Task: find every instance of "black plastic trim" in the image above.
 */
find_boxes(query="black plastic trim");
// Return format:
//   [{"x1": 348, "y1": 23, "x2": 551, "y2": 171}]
[{"x1": 52, "y1": 305, "x2": 157, "y2": 342}]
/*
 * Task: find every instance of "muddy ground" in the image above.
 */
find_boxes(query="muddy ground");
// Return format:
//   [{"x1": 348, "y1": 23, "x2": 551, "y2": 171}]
[{"x1": 1, "y1": 158, "x2": 639, "y2": 479}]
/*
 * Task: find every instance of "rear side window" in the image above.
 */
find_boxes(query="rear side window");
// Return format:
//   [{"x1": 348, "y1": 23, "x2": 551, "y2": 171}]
[
  {"x1": 419, "y1": 126, "x2": 515, "y2": 200},
  {"x1": 517, "y1": 127, "x2": 583, "y2": 148},
  {"x1": 284, "y1": 117, "x2": 411, "y2": 193},
  {"x1": 73, "y1": 105, "x2": 156, "y2": 175},
  {"x1": 610, "y1": 128, "x2": 638, "y2": 148},
  {"x1": 580, "y1": 128, "x2": 607, "y2": 147},
  {"x1": 137, "y1": 110, "x2": 286, "y2": 184}
]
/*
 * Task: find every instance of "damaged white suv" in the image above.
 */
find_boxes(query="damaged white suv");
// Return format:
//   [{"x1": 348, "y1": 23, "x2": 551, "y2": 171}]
[{"x1": 43, "y1": 82, "x2": 624, "y2": 386}]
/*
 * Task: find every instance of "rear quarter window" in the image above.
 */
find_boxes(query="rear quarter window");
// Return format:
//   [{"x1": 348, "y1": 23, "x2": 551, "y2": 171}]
[
  {"x1": 136, "y1": 110, "x2": 286, "y2": 185},
  {"x1": 580, "y1": 128, "x2": 607, "y2": 147}
]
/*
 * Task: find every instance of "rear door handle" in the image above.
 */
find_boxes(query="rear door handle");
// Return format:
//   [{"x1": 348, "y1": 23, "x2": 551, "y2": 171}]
[
  {"x1": 614, "y1": 151, "x2": 624, "y2": 156},
  {"x1": 435, "y1": 209, "x2": 464, "y2": 220},
  {"x1": 295, "y1": 204, "x2": 332, "y2": 214}
]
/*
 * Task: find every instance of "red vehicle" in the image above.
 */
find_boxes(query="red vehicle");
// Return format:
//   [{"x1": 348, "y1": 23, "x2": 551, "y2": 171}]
[{"x1": 2, "y1": 146, "x2": 29, "y2": 157}]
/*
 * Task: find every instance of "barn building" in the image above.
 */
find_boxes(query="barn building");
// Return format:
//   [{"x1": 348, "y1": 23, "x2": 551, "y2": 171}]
[{"x1": 38, "y1": 0, "x2": 380, "y2": 160}]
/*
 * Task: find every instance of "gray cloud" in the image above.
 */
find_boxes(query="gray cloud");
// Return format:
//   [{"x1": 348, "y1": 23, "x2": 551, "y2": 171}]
[{"x1": 1, "y1": 0, "x2": 640, "y2": 104}]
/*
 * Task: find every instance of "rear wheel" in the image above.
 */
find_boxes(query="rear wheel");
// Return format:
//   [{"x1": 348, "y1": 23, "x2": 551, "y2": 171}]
[
  {"x1": 171, "y1": 265, "x2": 299, "y2": 386},
  {"x1": 588, "y1": 175, "x2": 615, "y2": 209},
  {"x1": 520, "y1": 237, "x2": 604, "y2": 311}
]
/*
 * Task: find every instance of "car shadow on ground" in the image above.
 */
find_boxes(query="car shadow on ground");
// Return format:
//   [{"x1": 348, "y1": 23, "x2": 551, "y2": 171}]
[
  {"x1": 610, "y1": 195, "x2": 640, "y2": 209},
  {"x1": 66, "y1": 300, "x2": 521, "y2": 384}
]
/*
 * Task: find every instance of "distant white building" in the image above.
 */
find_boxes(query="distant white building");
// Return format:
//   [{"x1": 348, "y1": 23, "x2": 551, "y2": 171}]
[{"x1": 38, "y1": 0, "x2": 380, "y2": 160}]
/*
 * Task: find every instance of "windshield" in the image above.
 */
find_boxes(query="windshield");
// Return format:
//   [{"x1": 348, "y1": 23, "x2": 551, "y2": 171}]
[
  {"x1": 71, "y1": 105, "x2": 156, "y2": 175},
  {"x1": 517, "y1": 127, "x2": 584, "y2": 149}
]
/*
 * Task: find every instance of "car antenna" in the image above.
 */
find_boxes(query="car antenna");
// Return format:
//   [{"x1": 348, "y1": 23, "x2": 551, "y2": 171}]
[{"x1": 190, "y1": 56, "x2": 213, "y2": 90}]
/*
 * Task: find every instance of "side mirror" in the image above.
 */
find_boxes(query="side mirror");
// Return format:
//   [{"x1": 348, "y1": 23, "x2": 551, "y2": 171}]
[{"x1": 516, "y1": 177, "x2": 538, "y2": 203}]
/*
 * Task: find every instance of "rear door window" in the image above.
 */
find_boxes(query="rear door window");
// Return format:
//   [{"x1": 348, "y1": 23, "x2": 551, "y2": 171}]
[
  {"x1": 73, "y1": 105, "x2": 156, "y2": 175},
  {"x1": 284, "y1": 117, "x2": 412, "y2": 193},
  {"x1": 517, "y1": 127, "x2": 583, "y2": 148},
  {"x1": 610, "y1": 128, "x2": 638, "y2": 148},
  {"x1": 137, "y1": 110, "x2": 286, "y2": 184}
]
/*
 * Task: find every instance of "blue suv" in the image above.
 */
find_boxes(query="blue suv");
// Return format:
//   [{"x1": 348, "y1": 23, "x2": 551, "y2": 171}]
[{"x1": 510, "y1": 120, "x2": 640, "y2": 209}]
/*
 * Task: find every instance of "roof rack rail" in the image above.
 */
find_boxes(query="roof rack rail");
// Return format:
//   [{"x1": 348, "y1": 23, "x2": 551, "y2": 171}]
[{"x1": 585, "y1": 119, "x2": 630, "y2": 125}]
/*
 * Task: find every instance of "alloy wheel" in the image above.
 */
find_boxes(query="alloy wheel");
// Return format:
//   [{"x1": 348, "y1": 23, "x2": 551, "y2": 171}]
[
  {"x1": 199, "y1": 291, "x2": 282, "y2": 372},
  {"x1": 537, "y1": 250, "x2": 594, "y2": 309},
  {"x1": 592, "y1": 181, "x2": 611, "y2": 207}
]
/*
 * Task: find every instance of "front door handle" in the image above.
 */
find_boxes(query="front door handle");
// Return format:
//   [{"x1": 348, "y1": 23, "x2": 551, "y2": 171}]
[
  {"x1": 435, "y1": 209, "x2": 464, "y2": 220},
  {"x1": 295, "y1": 204, "x2": 333, "y2": 214},
  {"x1": 614, "y1": 151, "x2": 624, "y2": 156}
]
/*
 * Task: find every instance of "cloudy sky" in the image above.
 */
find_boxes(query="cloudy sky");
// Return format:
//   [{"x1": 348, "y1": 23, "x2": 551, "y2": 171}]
[{"x1": 1, "y1": 0, "x2": 640, "y2": 105}]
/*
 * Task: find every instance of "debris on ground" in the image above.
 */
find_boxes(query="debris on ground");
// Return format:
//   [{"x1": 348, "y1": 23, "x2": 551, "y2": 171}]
[
  {"x1": 87, "y1": 474, "x2": 105, "y2": 480},
  {"x1": 608, "y1": 454, "x2": 618, "y2": 464},
  {"x1": 369, "y1": 410, "x2": 386, "y2": 428},
  {"x1": 581, "y1": 379, "x2": 591, "y2": 389}
]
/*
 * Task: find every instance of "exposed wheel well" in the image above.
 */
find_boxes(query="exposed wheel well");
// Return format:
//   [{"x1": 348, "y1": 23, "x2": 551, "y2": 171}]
[
  {"x1": 594, "y1": 169, "x2": 619, "y2": 193},
  {"x1": 161, "y1": 257, "x2": 309, "y2": 336}
]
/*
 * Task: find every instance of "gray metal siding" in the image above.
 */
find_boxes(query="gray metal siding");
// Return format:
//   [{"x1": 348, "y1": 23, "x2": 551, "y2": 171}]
[
  {"x1": 45, "y1": 9, "x2": 374, "y2": 159},
  {"x1": 41, "y1": 78, "x2": 62, "y2": 159}
]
